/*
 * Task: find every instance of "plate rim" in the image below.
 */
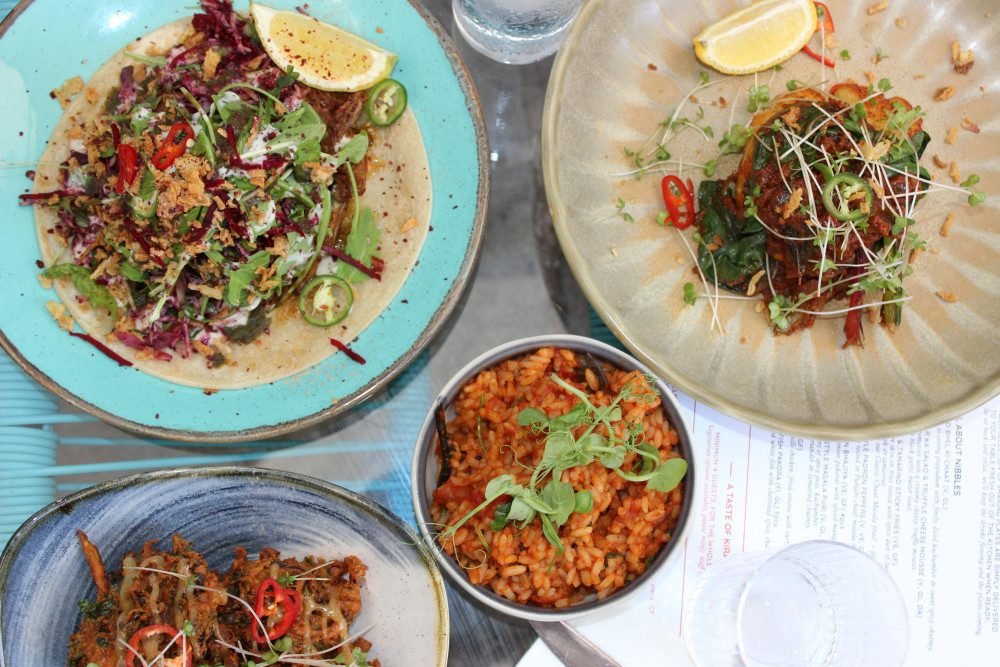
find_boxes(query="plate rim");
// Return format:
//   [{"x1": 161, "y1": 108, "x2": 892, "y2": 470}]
[
  {"x1": 541, "y1": 0, "x2": 999, "y2": 440},
  {"x1": 0, "y1": 0, "x2": 490, "y2": 443}
]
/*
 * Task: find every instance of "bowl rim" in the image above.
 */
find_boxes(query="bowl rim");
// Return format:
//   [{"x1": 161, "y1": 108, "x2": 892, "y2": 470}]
[
  {"x1": 0, "y1": 465, "x2": 450, "y2": 665},
  {"x1": 410, "y1": 333, "x2": 698, "y2": 622}
]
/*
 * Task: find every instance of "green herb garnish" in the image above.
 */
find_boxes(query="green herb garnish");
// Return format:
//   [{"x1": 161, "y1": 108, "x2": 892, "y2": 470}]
[{"x1": 435, "y1": 374, "x2": 686, "y2": 560}]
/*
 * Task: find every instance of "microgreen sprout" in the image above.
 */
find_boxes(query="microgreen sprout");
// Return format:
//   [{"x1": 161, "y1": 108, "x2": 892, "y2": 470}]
[
  {"x1": 747, "y1": 84, "x2": 771, "y2": 112},
  {"x1": 683, "y1": 282, "x2": 698, "y2": 305},
  {"x1": 615, "y1": 197, "x2": 635, "y2": 223},
  {"x1": 719, "y1": 124, "x2": 752, "y2": 154},
  {"x1": 433, "y1": 374, "x2": 687, "y2": 562}
]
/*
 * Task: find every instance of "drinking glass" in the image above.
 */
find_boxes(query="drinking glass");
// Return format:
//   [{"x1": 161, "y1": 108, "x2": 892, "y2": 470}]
[
  {"x1": 452, "y1": 0, "x2": 584, "y2": 64},
  {"x1": 684, "y1": 540, "x2": 908, "y2": 667}
]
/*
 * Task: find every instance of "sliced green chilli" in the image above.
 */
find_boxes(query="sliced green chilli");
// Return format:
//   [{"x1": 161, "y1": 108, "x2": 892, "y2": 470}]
[
  {"x1": 365, "y1": 79, "x2": 407, "y2": 127},
  {"x1": 297, "y1": 274, "x2": 353, "y2": 327},
  {"x1": 821, "y1": 172, "x2": 873, "y2": 222}
]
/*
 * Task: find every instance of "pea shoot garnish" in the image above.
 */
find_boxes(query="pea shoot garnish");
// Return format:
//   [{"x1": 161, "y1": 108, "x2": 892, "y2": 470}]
[{"x1": 434, "y1": 374, "x2": 687, "y2": 564}]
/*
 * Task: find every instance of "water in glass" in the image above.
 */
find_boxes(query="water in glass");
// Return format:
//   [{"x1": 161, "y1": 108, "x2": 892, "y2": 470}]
[{"x1": 452, "y1": 0, "x2": 583, "y2": 64}]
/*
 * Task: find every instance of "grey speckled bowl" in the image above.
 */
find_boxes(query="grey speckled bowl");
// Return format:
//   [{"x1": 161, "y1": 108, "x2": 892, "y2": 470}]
[
  {"x1": 0, "y1": 467, "x2": 448, "y2": 666},
  {"x1": 411, "y1": 334, "x2": 697, "y2": 622}
]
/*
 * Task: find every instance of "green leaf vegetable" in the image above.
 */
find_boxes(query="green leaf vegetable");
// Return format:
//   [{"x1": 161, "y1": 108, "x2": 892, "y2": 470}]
[
  {"x1": 43, "y1": 264, "x2": 117, "y2": 326},
  {"x1": 694, "y1": 180, "x2": 766, "y2": 290},
  {"x1": 718, "y1": 124, "x2": 752, "y2": 154},
  {"x1": 436, "y1": 374, "x2": 687, "y2": 561}
]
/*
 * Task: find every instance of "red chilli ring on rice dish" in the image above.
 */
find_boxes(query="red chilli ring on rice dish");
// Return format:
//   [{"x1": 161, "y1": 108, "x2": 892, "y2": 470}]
[{"x1": 429, "y1": 346, "x2": 686, "y2": 608}]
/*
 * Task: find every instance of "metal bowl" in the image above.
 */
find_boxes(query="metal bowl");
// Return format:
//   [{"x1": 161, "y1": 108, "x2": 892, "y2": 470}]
[
  {"x1": 0, "y1": 467, "x2": 449, "y2": 665},
  {"x1": 410, "y1": 334, "x2": 697, "y2": 622}
]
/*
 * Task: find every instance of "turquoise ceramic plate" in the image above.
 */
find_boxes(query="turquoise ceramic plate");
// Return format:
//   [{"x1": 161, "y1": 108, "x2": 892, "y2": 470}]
[{"x1": 0, "y1": 0, "x2": 487, "y2": 441}]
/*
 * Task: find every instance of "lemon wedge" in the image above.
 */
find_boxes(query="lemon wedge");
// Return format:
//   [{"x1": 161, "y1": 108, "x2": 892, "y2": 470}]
[
  {"x1": 250, "y1": 2, "x2": 397, "y2": 92},
  {"x1": 693, "y1": 0, "x2": 817, "y2": 75}
]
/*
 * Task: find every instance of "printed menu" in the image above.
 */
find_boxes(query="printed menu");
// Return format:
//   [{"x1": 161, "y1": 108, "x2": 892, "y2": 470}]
[{"x1": 520, "y1": 392, "x2": 1000, "y2": 665}]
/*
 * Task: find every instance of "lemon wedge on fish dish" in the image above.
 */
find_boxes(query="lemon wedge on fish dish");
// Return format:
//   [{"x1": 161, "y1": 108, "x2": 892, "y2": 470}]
[
  {"x1": 693, "y1": 0, "x2": 817, "y2": 75},
  {"x1": 250, "y1": 2, "x2": 397, "y2": 92}
]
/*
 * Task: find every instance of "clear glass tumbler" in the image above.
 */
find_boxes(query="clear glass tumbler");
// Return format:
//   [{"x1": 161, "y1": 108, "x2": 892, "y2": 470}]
[
  {"x1": 683, "y1": 540, "x2": 909, "y2": 667},
  {"x1": 452, "y1": 0, "x2": 584, "y2": 64}
]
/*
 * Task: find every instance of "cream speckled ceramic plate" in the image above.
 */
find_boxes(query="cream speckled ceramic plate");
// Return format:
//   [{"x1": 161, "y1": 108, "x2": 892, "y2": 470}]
[{"x1": 543, "y1": 0, "x2": 999, "y2": 439}]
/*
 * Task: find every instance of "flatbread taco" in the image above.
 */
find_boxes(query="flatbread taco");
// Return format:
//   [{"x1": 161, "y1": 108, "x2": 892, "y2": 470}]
[{"x1": 23, "y1": 0, "x2": 431, "y2": 389}]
